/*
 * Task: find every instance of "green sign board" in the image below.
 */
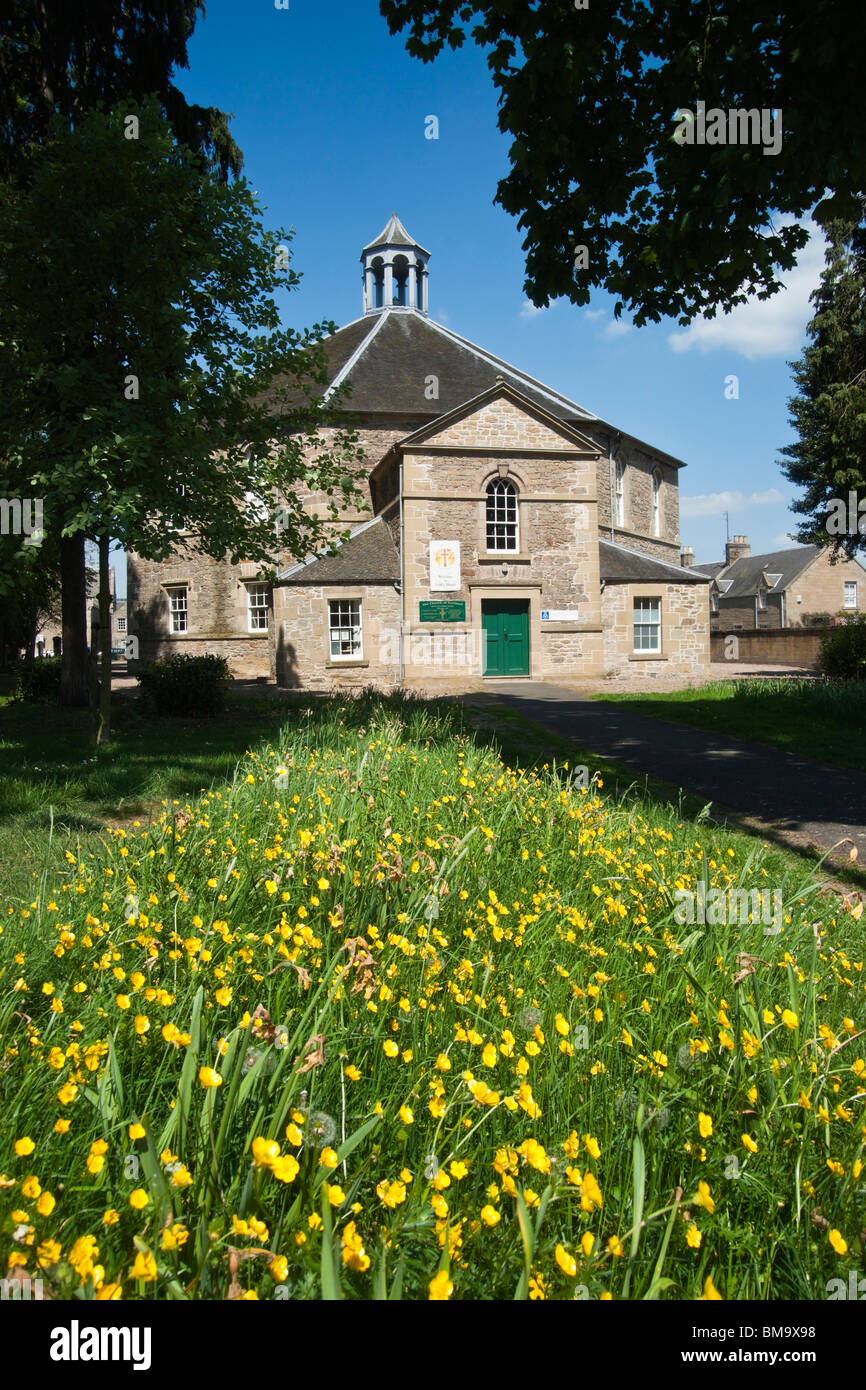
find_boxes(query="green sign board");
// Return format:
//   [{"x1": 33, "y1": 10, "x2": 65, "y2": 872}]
[{"x1": 419, "y1": 600, "x2": 466, "y2": 623}]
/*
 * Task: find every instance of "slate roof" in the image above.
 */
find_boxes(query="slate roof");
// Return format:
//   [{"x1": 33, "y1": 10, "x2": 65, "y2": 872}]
[
  {"x1": 276, "y1": 517, "x2": 399, "y2": 586},
  {"x1": 263, "y1": 307, "x2": 688, "y2": 469},
  {"x1": 318, "y1": 309, "x2": 596, "y2": 421},
  {"x1": 693, "y1": 546, "x2": 819, "y2": 598},
  {"x1": 599, "y1": 540, "x2": 710, "y2": 585}
]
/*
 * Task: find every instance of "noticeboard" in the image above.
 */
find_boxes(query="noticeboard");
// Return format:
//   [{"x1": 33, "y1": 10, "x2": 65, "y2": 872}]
[{"x1": 419, "y1": 601, "x2": 466, "y2": 623}]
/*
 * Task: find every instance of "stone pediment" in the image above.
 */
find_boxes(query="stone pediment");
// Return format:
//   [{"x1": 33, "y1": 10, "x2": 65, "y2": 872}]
[{"x1": 399, "y1": 382, "x2": 600, "y2": 455}]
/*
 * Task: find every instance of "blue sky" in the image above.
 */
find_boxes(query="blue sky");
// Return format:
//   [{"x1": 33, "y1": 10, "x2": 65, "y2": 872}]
[{"x1": 114, "y1": 0, "x2": 824, "y2": 596}]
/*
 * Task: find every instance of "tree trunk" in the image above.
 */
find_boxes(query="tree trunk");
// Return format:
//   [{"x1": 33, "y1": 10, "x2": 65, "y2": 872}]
[
  {"x1": 60, "y1": 532, "x2": 89, "y2": 706},
  {"x1": 88, "y1": 534, "x2": 112, "y2": 745}
]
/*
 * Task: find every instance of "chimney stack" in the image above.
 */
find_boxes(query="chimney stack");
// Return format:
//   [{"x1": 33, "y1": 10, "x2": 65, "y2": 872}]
[
  {"x1": 725, "y1": 534, "x2": 750, "y2": 567},
  {"x1": 680, "y1": 545, "x2": 695, "y2": 568}
]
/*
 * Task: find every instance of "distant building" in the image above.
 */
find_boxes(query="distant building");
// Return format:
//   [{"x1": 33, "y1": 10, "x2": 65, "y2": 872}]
[{"x1": 688, "y1": 535, "x2": 866, "y2": 629}]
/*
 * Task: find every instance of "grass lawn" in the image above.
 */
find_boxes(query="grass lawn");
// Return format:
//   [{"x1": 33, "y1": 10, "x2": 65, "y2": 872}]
[
  {"x1": 0, "y1": 689, "x2": 863, "y2": 1300},
  {"x1": 595, "y1": 678, "x2": 866, "y2": 773}
]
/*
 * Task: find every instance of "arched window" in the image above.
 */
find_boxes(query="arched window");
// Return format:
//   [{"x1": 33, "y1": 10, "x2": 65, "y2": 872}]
[
  {"x1": 371, "y1": 257, "x2": 384, "y2": 309},
  {"x1": 614, "y1": 458, "x2": 625, "y2": 527},
  {"x1": 392, "y1": 254, "x2": 409, "y2": 307},
  {"x1": 486, "y1": 478, "x2": 519, "y2": 552},
  {"x1": 652, "y1": 468, "x2": 662, "y2": 537}
]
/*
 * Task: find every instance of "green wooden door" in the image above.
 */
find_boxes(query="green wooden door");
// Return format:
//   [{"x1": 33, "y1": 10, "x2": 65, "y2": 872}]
[{"x1": 482, "y1": 599, "x2": 530, "y2": 676}]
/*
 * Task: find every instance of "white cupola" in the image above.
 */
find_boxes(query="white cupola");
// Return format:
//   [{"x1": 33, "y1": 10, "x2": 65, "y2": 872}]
[{"x1": 361, "y1": 214, "x2": 430, "y2": 315}]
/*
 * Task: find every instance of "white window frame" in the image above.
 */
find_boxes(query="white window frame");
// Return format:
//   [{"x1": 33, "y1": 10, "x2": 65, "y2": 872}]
[
  {"x1": 652, "y1": 469, "x2": 662, "y2": 537},
  {"x1": 844, "y1": 580, "x2": 857, "y2": 608},
  {"x1": 167, "y1": 586, "x2": 188, "y2": 634},
  {"x1": 246, "y1": 583, "x2": 269, "y2": 633},
  {"x1": 633, "y1": 596, "x2": 661, "y2": 653},
  {"x1": 758, "y1": 587, "x2": 767, "y2": 611},
  {"x1": 614, "y1": 459, "x2": 625, "y2": 527},
  {"x1": 711, "y1": 590, "x2": 719, "y2": 616},
  {"x1": 328, "y1": 598, "x2": 362, "y2": 661},
  {"x1": 485, "y1": 479, "x2": 519, "y2": 552}
]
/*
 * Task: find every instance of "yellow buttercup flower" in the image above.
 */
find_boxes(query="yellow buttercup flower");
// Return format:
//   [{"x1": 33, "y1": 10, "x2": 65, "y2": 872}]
[
  {"x1": 694, "y1": 1181, "x2": 715, "y2": 1214},
  {"x1": 555, "y1": 1243, "x2": 577, "y2": 1276},
  {"x1": 271, "y1": 1155, "x2": 300, "y2": 1184},
  {"x1": 129, "y1": 1250, "x2": 157, "y2": 1282},
  {"x1": 251, "y1": 1136, "x2": 280, "y2": 1169},
  {"x1": 429, "y1": 1269, "x2": 453, "y2": 1300}
]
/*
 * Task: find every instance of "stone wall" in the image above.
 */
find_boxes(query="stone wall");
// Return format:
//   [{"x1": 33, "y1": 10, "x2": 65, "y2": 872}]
[
  {"x1": 590, "y1": 428, "x2": 682, "y2": 562},
  {"x1": 710, "y1": 627, "x2": 823, "y2": 667},
  {"x1": 602, "y1": 580, "x2": 710, "y2": 678},
  {"x1": 127, "y1": 542, "x2": 273, "y2": 678},
  {"x1": 792, "y1": 549, "x2": 866, "y2": 622},
  {"x1": 272, "y1": 581, "x2": 401, "y2": 691},
  {"x1": 713, "y1": 593, "x2": 783, "y2": 630},
  {"x1": 127, "y1": 414, "x2": 421, "y2": 678},
  {"x1": 398, "y1": 398, "x2": 606, "y2": 681}
]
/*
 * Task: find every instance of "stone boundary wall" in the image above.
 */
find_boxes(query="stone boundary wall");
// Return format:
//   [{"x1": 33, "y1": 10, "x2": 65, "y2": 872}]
[{"x1": 710, "y1": 627, "x2": 824, "y2": 667}]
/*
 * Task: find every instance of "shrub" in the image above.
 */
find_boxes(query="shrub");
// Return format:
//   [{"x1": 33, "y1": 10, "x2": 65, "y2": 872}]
[
  {"x1": 137, "y1": 653, "x2": 230, "y2": 716},
  {"x1": 818, "y1": 612, "x2": 866, "y2": 679},
  {"x1": 14, "y1": 656, "x2": 61, "y2": 701}
]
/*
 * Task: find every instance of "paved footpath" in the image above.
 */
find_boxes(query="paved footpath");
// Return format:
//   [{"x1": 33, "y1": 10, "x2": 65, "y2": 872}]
[{"x1": 471, "y1": 681, "x2": 866, "y2": 864}]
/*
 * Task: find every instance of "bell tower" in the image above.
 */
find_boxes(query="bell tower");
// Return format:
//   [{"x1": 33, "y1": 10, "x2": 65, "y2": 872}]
[{"x1": 361, "y1": 214, "x2": 430, "y2": 315}]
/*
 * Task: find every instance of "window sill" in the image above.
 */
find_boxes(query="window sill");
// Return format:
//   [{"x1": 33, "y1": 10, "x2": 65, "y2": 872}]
[
  {"x1": 326, "y1": 660, "x2": 368, "y2": 669},
  {"x1": 629, "y1": 652, "x2": 667, "y2": 661},
  {"x1": 478, "y1": 554, "x2": 532, "y2": 565}
]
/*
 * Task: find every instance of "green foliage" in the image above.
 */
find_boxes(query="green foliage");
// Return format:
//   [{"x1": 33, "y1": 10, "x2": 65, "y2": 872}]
[
  {"x1": 0, "y1": 101, "x2": 366, "y2": 574},
  {"x1": 0, "y1": 0, "x2": 241, "y2": 186},
  {"x1": 380, "y1": 0, "x2": 866, "y2": 324},
  {"x1": 818, "y1": 614, "x2": 866, "y2": 679},
  {"x1": 13, "y1": 656, "x2": 62, "y2": 702},
  {"x1": 780, "y1": 222, "x2": 866, "y2": 558},
  {"x1": 137, "y1": 653, "x2": 231, "y2": 717}
]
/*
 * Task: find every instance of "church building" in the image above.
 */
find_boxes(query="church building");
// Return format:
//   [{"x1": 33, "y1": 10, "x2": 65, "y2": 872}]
[{"x1": 129, "y1": 216, "x2": 710, "y2": 688}]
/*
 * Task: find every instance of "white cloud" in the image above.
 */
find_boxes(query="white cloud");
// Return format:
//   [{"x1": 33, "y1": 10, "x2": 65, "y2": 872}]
[
  {"x1": 680, "y1": 487, "x2": 785, "y2": 519},
  {"x1": 584, "y1": 307, "x2": 606, "y2": 321},
  {"x1": 603, "y1": 318, "x2": 634, "y2": 338},
  {"x1": 519, "y1": 299, "x2": 546, "y2": 318},
  {"x1": 667, "y1": 221, "x2": 826, "y2": 360}
]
